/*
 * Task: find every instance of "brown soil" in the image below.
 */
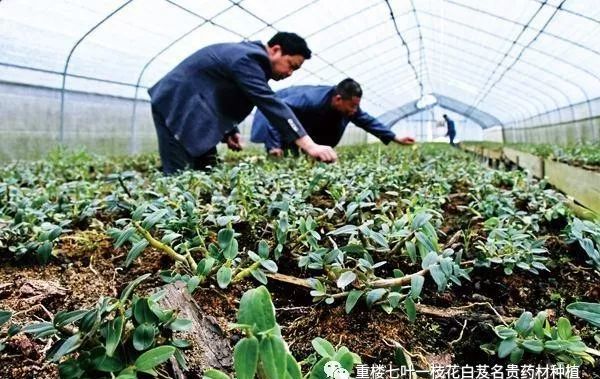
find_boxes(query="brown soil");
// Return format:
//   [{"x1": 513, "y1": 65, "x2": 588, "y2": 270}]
[{"x1": 1, "y1": 201, "x2": 599, "y2": 378}]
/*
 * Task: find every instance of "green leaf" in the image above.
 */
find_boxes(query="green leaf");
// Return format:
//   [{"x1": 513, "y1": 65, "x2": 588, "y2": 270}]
[
  {"x1": 237, "y1": 286, "x2": 276, "y2": 333},
  {"x1": 133, "y1": 324, "x2": 155, "y2": 351},
  {"x1": 36, "y1": 241, "x2": 53, "y2": 265},
  {"x1": 141, "y1": 209, "x2": 168, "y2": 229},
  {"x1": 218, "y1": 228, "x2": 234, "y2": 248},
  {"x1": 93, "y1": 349, "x2": 125, "y2": 372},
  {"x1": 566, "y1": 302, "x2": 600, "y2": 328},
  {"x1": 311, "y1": 337, "x2": 335, "y2": 358},
  {"x1": 105, "y1": 316, "x2": 124, "y2": 357},
  {"x1": 495, "y1": 326, "x2": 518, "y2": 339},
  {"x1": 258, "y1": 240, "x2": 270, "y2": 258},
  {"x1": 429, "y1": 265, "x2": 447, "y2": 291},
  {"x1": 329, "y1": 225, "x2": 358, "y2": 236},
  {"x1": 161, "y1": 233, "x2": 182, "y2": 245},
  {"x1": 217, "y1": 266, "x2": 232, "y2": 289},
  {"x1": 58, "y1": 360, "x2": 85, "y2": 379},
  {"x1": 369, "y1": 230, "x2": 389, "y2": 249},
  {"x1": 168, "y1": 318, "x2": 192, "y2": 332},
  {"x1": 134, "y1": 345, "x2": 176, "y2": 371},
  {"x1": 557, "y1": 317, "x2": 572, "y2": 339},
  {"x1": 0, "y1": 311, "x2": 12, "y2": 327},
  {"x1": 234, "y1": 337, "x2": 259, "y2": 379},
  {"x1": 405, "y1": 241, "x2": 417, "y2": 263},
  {"x1": 54, "y1": 310, "x2": 88, "y2": 328},
  {"x1": 336, "y1": 271, "x2": 357, "y2": 289},
  {"x1": 223, "y1": 239, "x2": 239, "y2": 260},
  {"x1": 412, "y1": 213, "x2": 432, "y2": 229},
  {"x1": 172, "y1": 339, "x2": 191, "y2": 348},
  {"x1": 514, "y1": 312, "x2": 533, "y2": 335},
  {"x1": 186, "y1": 276, "x2": 201, "y2": 293},
  {"x1": 250, "y1": 269, "x2": 268, "y2": 285},
  {"x1": 22, "y1": 322, "x2": 58, "y2": 338},
  {"x1": 116, "y1": 227, "x2": 136, "y2": 247},
  {"x1": 509, "y1": 347, "x2": 524, "y2": 363},
  {"x1": 260, "y1": 259, "x2": 278, "y2": 273},
  {"x1": 259, "y1": 335, "x2": 287, "y2": 379},
  {"x1": 285, "y1": 353, "x2": 302, "y2": 379},
  {"x1": 498, "y1": 338, "x2": 517, "y2": 359},
  {"x1": 308, "y1": 357, "x2": 329, "y2": 379},
  {"x1": 125, "y1": 240, "x2": 149, "y2": 267},
  {"x1": 197, "y1": 257, "x2": 216, "y2": 276},
  {"x1": 120, "y1": 274, "x2": 151, "y2": 302},
  {"x1": 404, "y1": 297, "x2": 417, "y2": 322},
  {"x1": 134, "y1": 299, "x2": 159, "y2": 324},
  {"x1": 410, "y1": 275, "x2": 424, "y2": 299},
  {"x1": 203, "y1": 369, "x2": 231, "y2": 379},
  {"x1": 522, "y1": 339, "x2": 544, "y2": 353},
  {"x1": 49, "y1": 334, "x2": 82, "y2": 362},
  {"x1": 345, "y1": 290, "x2": 363, "y2": 314},
  {"x1": 365, "y1": 288, "x2": 387, "y2": 308},
  {"x1": 421, "y1": 251, "x2": 438, "y2": 269}
]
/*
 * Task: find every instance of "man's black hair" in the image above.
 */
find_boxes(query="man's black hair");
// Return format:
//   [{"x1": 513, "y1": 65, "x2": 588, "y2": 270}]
[
  {"x1": 268, "y1": 32, "x2": 311, "y2": 59},
  {"x1": 443, "y1": 114, "x2": 448, "y2": 118},
  {"x1": 335, "y1": 78, "x2": 362, "y2": 100}
]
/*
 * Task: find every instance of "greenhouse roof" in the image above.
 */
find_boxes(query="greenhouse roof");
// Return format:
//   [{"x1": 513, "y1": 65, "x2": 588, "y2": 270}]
[{"x1": 1, "y1": 0, "x2": 599, "y2": 126}]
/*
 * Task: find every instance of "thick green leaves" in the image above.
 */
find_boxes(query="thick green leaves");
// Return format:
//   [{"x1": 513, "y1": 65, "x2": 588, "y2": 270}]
[
  {"x1": 49, "y1": 334, "x2": 82, "y2": 362},
  {"x1": 259, "y1": 335, "x2": 287, "y2": 379},
  {"x1": 234, "y1": 337, "x2": 259, "y2": 379},
  {"x1": 237, "y1": 286, "x2": 276, "y2": 333},
  {"x1": 336, "y1": 271, "x2": 356, "y2": 289},
  {"x1": 312, "y1": 337, "x2": 335, "y2": 358},
  {"x1": 134, "y1": 345, "x2": 176, "y2": 371},
  {"x1": 216, "y1": 266, "x2": 232, "y2": 289},
  {"x1": 120, "y1": 274, "x2": 151, "y2": 302},
  {"x1": 566, "y1": 302, "x2": 600, "y2": 327},
  {"x1": 133, "y1": 324, "x2": 155, "y2": 351},
  {"x1": 105, "y1": 316, "x2": 124, "y2": 357},
  {"x1": 0, "y1": 311, "x2": 12, "y2": 327},
  {"x1": 345, "y1": 290, "x2": 363, "y2": 314}
]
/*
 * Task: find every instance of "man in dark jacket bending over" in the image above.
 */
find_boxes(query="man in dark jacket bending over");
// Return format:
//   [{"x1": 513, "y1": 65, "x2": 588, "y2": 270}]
[
  {"x1": 250, "y1": 78, "x2": 415, "y2": 157},
  {"x1": 148, "y1": 32, "x2": 337, "y2": 174}
]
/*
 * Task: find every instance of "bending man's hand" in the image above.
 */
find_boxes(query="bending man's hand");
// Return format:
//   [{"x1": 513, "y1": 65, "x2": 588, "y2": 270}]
[
  {"x1": 394, "y1": 136, "x2": 415, "y2": 145},
  {"x1": 268, "y1": 148, "x2": 284, "y2": 157},
  {"x1": 295, "y1": 135, "x2": 337, "y2": 163},
  {"x1": 226, "y1": 133, "x2": 243, "y2": 151}
]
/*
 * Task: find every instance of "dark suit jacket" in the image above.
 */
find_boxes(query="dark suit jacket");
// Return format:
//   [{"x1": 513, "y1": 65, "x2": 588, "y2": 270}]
[
  {"x1": 149, "y1": 40, "x2": 306, "y2": 157},
  {"x1": 251, "y1": 85, "x2": 396, "y2": 150}
]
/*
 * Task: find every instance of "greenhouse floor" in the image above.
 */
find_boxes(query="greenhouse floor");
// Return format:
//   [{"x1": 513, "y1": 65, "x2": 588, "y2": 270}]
[{"x1": 0, "y1": 144, "x2": 599, "y2": 378}]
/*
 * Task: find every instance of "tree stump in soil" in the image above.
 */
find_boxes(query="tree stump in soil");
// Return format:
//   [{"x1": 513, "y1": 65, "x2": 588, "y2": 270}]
[{"x1": 159, "y1": 282, "x2": 232, "y2": 377}]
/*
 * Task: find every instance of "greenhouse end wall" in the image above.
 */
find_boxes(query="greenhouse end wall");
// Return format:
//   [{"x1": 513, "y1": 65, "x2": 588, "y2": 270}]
[{"x1": 0, "y1": 81, "x2": 156, "y2": 162}]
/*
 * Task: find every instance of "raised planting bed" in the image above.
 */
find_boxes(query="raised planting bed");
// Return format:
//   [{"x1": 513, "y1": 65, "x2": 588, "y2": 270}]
[{"x1": 545, "y1": 159, "x2": 600, "y2": 214}]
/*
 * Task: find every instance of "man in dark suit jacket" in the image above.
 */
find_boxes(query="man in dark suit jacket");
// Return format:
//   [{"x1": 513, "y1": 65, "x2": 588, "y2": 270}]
[
  {"x1": 251, "y1": 78, "x2": 415, "y2": 156},
  {"x1": 148, "y1": 32, "x2": 337, "y2": 174}
]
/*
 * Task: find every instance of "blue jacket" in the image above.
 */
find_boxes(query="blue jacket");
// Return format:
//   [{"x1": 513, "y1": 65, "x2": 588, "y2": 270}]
[
  {"x1": 148, "y1": 41, "x2": 306, "y2": 157},
  {"x1": 251, "y1": 85, "x2": 396, "y2": 150},
  {"x1": 446, "y1": 118, "x2": 456, "y2": 135}
]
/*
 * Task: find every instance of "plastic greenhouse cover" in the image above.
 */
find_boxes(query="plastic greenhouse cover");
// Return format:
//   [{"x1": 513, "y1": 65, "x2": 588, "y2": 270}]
[{"x1": 1, "y1": 0, "x2": 599, "y2": 126}]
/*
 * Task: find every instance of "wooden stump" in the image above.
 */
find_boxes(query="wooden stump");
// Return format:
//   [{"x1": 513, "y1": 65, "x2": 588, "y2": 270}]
[{"x1": 159, "y1": 282, "x2": 233, "y2": 377}]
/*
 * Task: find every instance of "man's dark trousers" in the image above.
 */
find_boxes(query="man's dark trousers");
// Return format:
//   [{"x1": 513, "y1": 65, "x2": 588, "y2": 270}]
[{"x1": 152, "y1": 107, "x2": 217, "y2": 175}]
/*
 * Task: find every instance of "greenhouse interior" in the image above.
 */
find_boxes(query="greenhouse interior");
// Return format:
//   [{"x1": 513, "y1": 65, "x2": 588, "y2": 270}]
[{"x1": 1, "y1": 0, "x2": 599, "y2": 378}]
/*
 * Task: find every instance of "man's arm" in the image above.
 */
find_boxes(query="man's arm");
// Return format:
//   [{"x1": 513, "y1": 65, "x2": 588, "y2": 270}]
[
  {"x1": 352, "y1": 110, "x2": 415, "y2": 145},
  {"x1": 230, "y1": 57, "x2": 337, "y2": 162},
  {"x1": 230, "y1": 57, "x2": 306, "y2": 143}
]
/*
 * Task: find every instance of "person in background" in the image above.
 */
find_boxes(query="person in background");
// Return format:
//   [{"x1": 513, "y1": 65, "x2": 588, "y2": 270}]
[
  {"x1": 251, "y1": 78, "x2": 415, "y2": 157},
  {"x1": 443, "y1": 114, "x2": 456, "y2": 146},
  {"x1": 148, "y1": 32, "x2": 337, "y2": 174}
]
